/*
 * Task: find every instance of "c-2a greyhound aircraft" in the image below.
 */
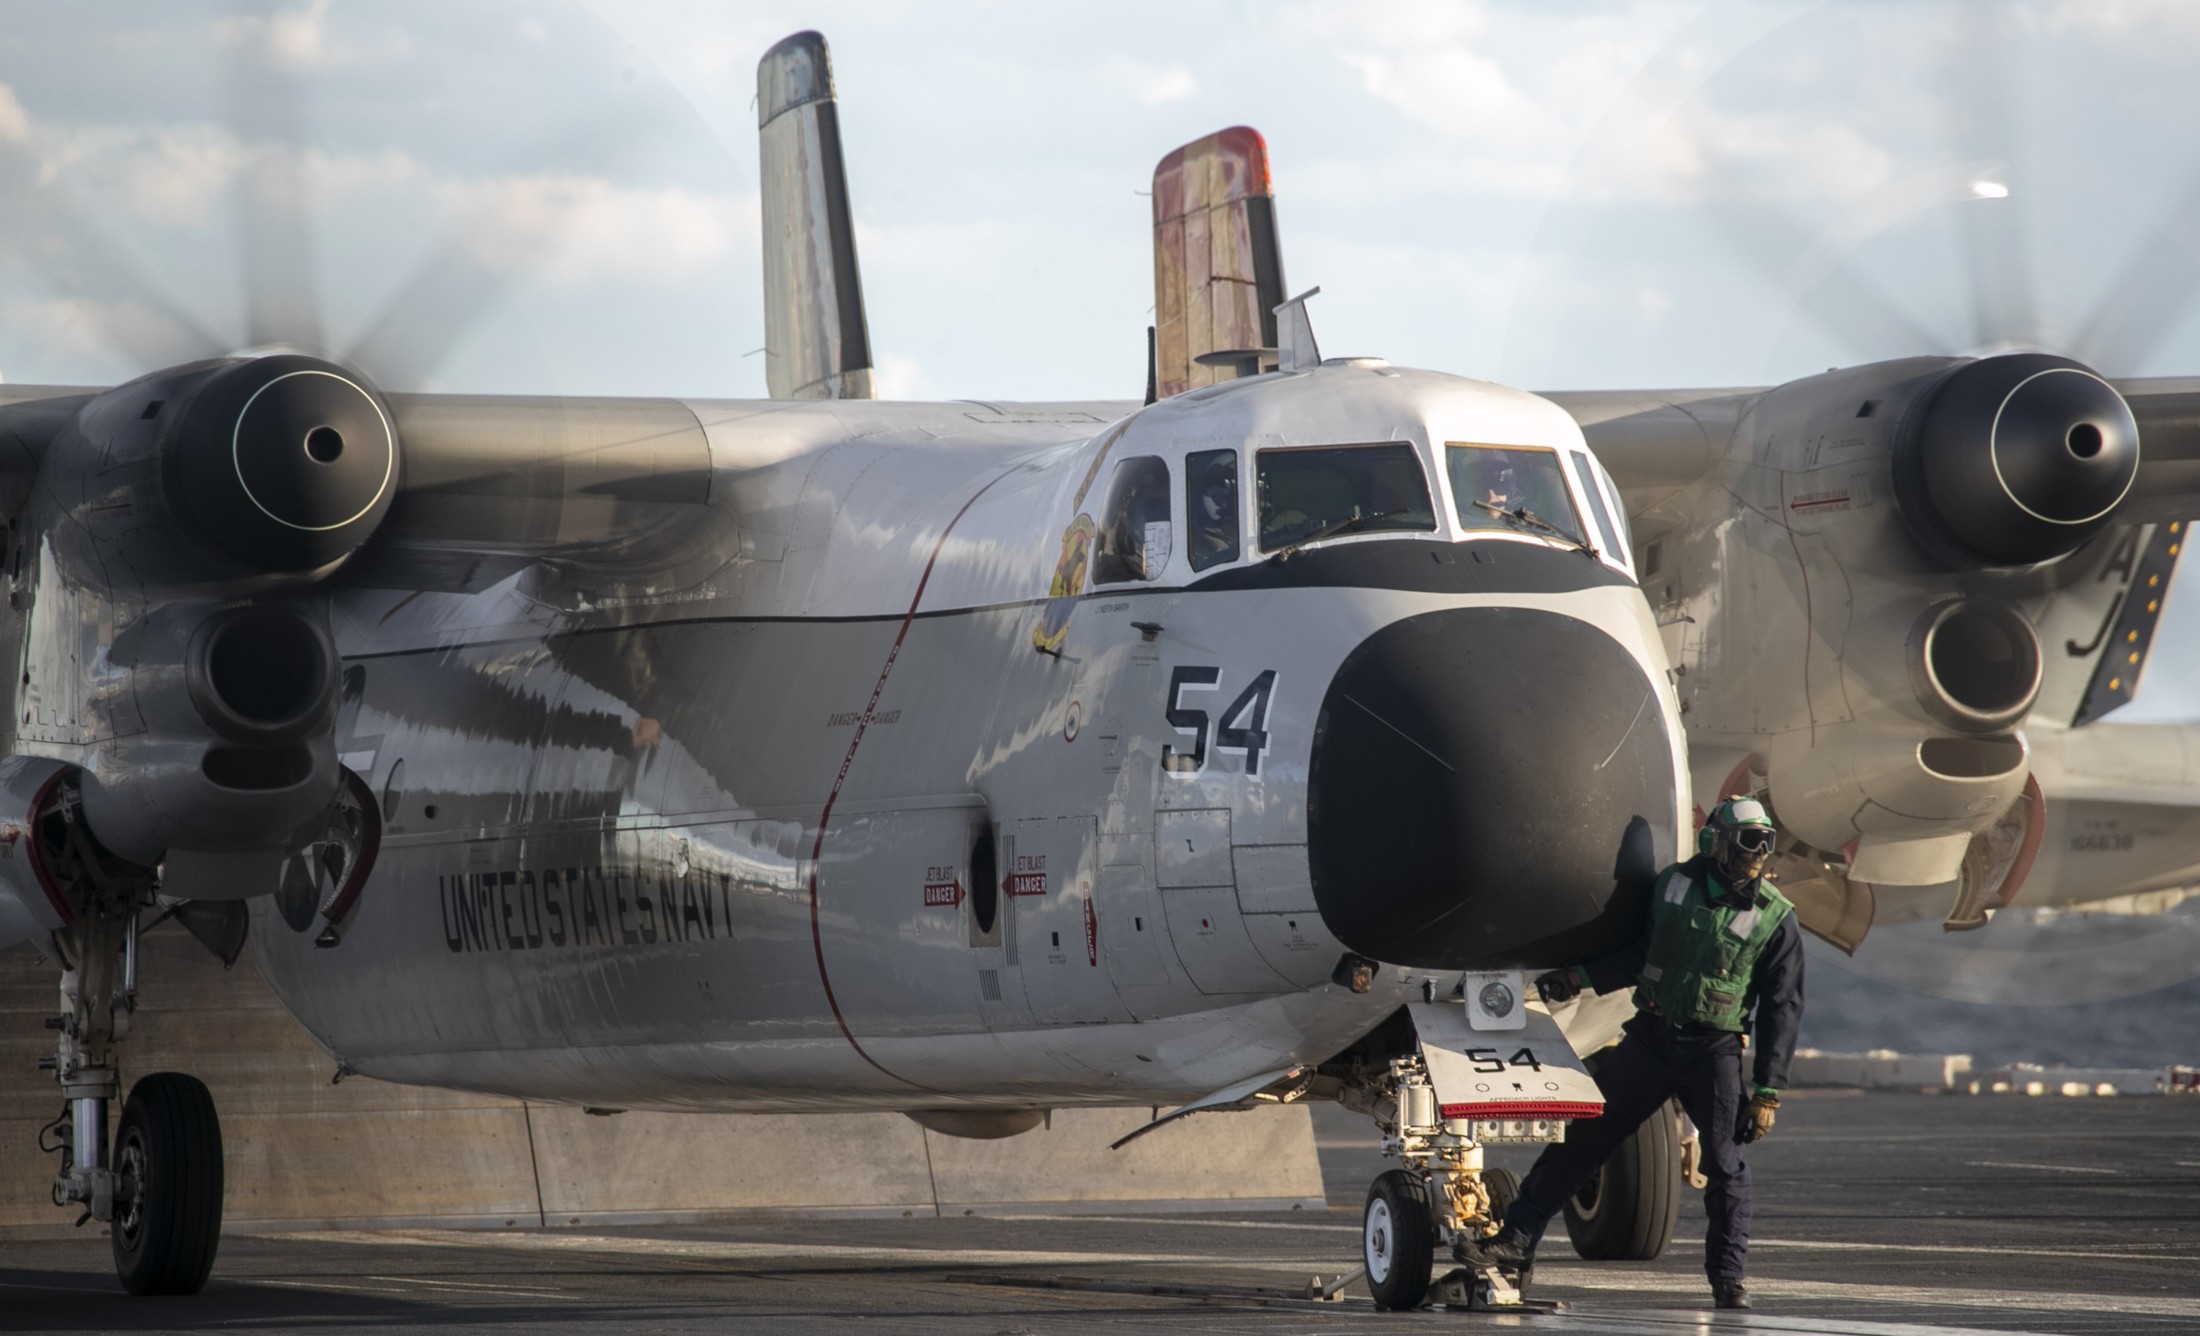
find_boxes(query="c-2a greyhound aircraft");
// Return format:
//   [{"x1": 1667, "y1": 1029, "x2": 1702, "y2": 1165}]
[{"x1": 2, "y1": 25, "x2": 2197, "y2": 1311}]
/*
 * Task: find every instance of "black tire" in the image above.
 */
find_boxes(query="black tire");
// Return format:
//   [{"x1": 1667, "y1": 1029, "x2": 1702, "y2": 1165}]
[
  {"x1": 1562, "y1": 1099, "x2": 1679, "y2": 1261},
  {"x1": 111, "y1": 1072, "x2": 224, "y2": 1296},
  {"x1": 1363, "y1": 1169, "x2": 1436, "y2": 1311},
  {"x1": 1481, "y1": 1166, "x2": 1521, "y2": 1226}
]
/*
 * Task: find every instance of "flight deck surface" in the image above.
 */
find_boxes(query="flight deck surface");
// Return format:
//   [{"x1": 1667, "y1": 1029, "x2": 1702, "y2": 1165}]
[{"x1": 3, "y1": 1093, "x2": 2194, "y2": 1334}]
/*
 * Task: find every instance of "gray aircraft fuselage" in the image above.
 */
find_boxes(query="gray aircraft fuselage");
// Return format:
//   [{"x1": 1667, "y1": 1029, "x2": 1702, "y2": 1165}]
[{"x1": 247, "y1": 362, "x2": 1687, "y2": 1115}]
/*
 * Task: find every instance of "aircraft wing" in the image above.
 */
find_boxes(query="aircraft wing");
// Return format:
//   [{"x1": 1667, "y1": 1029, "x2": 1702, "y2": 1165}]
[
  {"x1": 2115, "y1": 378, "x2": 2200, "y2": 521},
  {"x1": 1547, "y1": 375, "x2": 2200, "y2": 520}
]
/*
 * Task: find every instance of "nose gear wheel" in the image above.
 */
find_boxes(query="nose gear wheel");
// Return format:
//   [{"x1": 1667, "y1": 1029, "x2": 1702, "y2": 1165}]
[{"x1": 1363, "y1": 1169, "x2": 1437, "y2": 1310}]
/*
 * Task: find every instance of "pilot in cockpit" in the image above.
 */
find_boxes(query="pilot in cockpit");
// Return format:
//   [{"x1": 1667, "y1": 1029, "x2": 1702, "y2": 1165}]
[
  {"x1": 1478, "y1": 460, "x2": 1519, "y2": 514},
  {"x1": 1192, "y1": 464, "x2": 1237, "y2": 565}
]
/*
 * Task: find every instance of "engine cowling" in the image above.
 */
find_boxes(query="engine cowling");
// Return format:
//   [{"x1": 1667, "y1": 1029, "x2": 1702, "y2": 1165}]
[
  {"x1": 48, "y1": 352, "x2": 399, "y2": 585},
  {"x1": 1894, "y1": 353, "x2": 2139, "y2": 568}
]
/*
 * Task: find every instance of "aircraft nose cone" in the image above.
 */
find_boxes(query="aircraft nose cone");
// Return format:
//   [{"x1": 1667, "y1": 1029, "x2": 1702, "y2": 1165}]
[{"x1": 1307, "y1": 607, "x2": 1678, "y2": 971}]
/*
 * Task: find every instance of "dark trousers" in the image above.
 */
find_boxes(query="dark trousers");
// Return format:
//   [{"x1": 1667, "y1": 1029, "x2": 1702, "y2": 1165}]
[{"x1": 1501, "y1": 1013, "x2": 1752, "y2": 1281}]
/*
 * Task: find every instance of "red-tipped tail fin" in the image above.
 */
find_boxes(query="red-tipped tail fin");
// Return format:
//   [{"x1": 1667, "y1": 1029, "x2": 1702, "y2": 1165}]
[{"x1": 1151, "y1": 127, "x2": 1286, "y2": 399}]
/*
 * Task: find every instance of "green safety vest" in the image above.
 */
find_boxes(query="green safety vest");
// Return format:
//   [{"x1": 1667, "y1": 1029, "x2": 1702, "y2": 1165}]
[{"x1": 1633, "y1": 861, "x2": 1795, "y2": 1032}]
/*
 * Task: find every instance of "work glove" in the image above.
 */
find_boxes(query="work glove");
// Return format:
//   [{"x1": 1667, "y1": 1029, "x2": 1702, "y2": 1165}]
[
  {"x1": 1735, "y1": 1088, "x2": 1779, "y2": 1144},
  {"x1": 1534, "y1": 966, "x2": 1589, "y2": 1005}
]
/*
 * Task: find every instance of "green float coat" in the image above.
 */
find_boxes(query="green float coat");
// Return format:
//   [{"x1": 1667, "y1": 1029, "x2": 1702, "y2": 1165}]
[{"x1": 1633, "y1": 865, "x2": 1795, "y2": 1032}]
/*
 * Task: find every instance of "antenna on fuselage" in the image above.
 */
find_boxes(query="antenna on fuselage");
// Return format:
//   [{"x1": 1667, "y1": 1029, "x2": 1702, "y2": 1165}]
[
  {"x1": 757, "y1": 32, "x2": 877, "y2": 400},
  {"x1": 1274, "y1": 287, "x2": 1322, "y2": 373}
]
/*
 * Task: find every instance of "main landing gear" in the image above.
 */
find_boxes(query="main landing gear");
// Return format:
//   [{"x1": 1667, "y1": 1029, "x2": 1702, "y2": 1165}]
[
  {"x1": 1563, "y1": 1097, "x2": 1684, "y2": 1260},
  {"x1": 34, "y1": 787, "x2": 226, "y2": 1295}
]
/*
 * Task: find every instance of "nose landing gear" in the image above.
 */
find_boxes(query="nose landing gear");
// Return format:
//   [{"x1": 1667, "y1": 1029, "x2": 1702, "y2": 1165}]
[{"x1": 1354, "y1": 1054, "x2": 1563, "y2": 1314}]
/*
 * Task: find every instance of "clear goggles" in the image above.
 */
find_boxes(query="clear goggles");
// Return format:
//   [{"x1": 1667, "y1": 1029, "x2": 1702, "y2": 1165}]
[{"x1": 1728, "y1": 825, "x2": 1776, "y2": 856}]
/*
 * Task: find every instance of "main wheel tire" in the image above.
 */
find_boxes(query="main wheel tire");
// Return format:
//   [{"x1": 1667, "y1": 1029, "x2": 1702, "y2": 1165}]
[
  {"x1": 1562, "y1": 1098, "x2": 1680, "y2": 1260},
  {"x1": 111, "y1": 1072, "x2": 224, "y2": 1295},
  {"x1": 1363, "y1": 1169, "x2": 1436, "y2": 1311}
]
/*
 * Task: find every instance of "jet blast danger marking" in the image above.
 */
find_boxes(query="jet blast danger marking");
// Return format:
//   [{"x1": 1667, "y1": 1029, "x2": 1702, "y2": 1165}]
[
  {"x1": 438, "y1": 866, "x2": 739, "y2": 954},
  {"x1": 1007, "y1": 853, "x2": 1048, "y2": 897},
  {"x1": 923, "y1": 865, "x2": 964, "y2": 906}
]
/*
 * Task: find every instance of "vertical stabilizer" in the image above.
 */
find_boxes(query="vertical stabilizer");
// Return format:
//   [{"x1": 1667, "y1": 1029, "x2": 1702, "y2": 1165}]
[
  {"x1": 758, "y1": 31, "x2": 875, "y2": 400},
  {"x1": 2035, "y1": 520, "x2": 2189, "y2": 725},
  {"x1": 1151, "y1": 127, "x2": 1286, "y2": 399}
]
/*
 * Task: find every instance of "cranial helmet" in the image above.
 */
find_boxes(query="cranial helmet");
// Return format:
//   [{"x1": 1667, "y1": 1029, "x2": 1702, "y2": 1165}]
[{"x1": 1698, "y1": 795, "x2": 1777, "y2": 885}]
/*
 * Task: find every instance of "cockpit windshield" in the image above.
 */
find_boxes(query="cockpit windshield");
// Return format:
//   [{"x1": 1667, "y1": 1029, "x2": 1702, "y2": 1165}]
[
  {"x1": 1256, "y1": 443, "x2": 1436, "y2": 552},
  {"x1": 1445, "y1": 444, "x2": 1588, "y2": 546}
]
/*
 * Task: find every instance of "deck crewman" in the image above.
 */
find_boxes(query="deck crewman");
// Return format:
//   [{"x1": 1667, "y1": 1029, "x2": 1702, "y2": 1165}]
[{"x1": 1457, "y1": 796, "x2": 1805, "y2": 1310}]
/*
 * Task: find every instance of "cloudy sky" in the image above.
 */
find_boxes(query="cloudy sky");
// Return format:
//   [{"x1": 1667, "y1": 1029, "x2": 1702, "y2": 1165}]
[{"x1": 6, "y1": 0, "x2": 2200, "y2": 710}]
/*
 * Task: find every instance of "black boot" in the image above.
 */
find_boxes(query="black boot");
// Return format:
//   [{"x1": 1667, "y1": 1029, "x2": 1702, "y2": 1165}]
[
  {"x1": 1453, "y1": 1227, "x2": 1534, "y2": 1270},
  {"x1": 1711, "y1": 1279, "x2": 1751, "y2": 1309}
]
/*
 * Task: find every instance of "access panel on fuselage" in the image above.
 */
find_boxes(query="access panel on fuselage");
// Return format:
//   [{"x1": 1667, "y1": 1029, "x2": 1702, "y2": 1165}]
[{"x1": 1005, "y1": 816, "x2": 1130, "y2": 1024}]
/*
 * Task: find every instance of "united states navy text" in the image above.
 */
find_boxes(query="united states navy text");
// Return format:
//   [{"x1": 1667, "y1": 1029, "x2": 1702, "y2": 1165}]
[{"x1": 439, "y1": 866, "x2": 737, "y2": 953}]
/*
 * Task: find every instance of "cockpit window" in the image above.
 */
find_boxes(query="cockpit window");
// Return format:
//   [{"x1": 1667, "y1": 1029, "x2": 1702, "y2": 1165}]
[
  {"x1": 1569, "y1": 451, "x2": 1624, "y2": 558},
  {"x1": 1445, "y1": 444, "x2": 1587, "y2": 545},
  {"x1": 1185, "y1": 448, "x2": 1241, "y2": 571},
  {"x1": 1092, "y1": 455, "x2": 1173, "y2": 584},
  {"x1": 1256, "y1": 443, "x2": 1436, "y2": 552}
]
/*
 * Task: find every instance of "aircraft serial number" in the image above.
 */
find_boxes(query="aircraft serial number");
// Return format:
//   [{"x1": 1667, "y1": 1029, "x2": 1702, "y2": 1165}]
[{"x1": 2069, "y1": 833, "x2": 2136, "y2": 852}]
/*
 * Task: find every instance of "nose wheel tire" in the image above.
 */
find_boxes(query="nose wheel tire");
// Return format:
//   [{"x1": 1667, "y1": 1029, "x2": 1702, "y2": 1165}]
[
  {"x1": 111, "y1": 1072, "x2": 224, "y2": 1295},
  {"x1": 1363, "y1": 1169, "x2": 1436, "y2": 1311}
]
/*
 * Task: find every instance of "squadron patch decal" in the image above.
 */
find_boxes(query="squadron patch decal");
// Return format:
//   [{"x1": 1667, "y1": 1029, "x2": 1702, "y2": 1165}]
[{"x1": 1034, "y1": 421, "x2": 1132, "y2": 654}]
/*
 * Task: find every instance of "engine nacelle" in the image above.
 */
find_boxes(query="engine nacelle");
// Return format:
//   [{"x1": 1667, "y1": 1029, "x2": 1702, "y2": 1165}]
[
  {"x1": 74, "y1": 600, "x2": 342, "y2": 867},
  {"x1": 1894, "y1": 353, "x2": 2139, "y2": 569},
  {"x1": 7, "y1": 352, "x2": 397, "y2": 874},
  {"x1": 42, "y1": 352, "x2": 399, "y2": 587}
]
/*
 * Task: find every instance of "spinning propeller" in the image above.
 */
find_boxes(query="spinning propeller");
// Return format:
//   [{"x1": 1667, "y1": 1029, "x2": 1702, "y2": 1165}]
[
  {"x1": 1510, "y1": 0, "x2": 2200, "y2": 1010},
  {"x1": 0, "y1": 2, "x2": 718, "y2": 397}
]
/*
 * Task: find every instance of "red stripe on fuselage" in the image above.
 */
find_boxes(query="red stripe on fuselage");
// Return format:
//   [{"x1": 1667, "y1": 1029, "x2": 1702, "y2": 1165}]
[{"x1": 806, "y1": 470, "x2": 1016, "y2": 1089}]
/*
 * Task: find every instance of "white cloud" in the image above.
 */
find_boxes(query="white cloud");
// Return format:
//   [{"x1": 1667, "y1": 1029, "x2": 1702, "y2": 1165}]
[
  {"x1": 2044, "y1": 0, "x2": 2200, "y2": 42},
  {"x1": 0, "y1": 82, "x2": 28, "y2": 143},
  {"x1": 1124, "y1": 63, "x2": 1197, "y2": 106},
  {"x1": 870, "y1": 352, "x2": 926, "y2": 399},
  {"x1": 452, "y1": 174, "x2": 750, "y2": 284},
  {"x1": 0, "y1": 295, "x2": 205, "y2": 370},
  {"x1": 214, "y1": 0, "x2": 334, "y2": 72}
]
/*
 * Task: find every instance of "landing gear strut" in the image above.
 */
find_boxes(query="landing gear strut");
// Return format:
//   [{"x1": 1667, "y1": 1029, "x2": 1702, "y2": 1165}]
[{"x1": 34, "y1": 779, "x2": 225, "y2": 1295}]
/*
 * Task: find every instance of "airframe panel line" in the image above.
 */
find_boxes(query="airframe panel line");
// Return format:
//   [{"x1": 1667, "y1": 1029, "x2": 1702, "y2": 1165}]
[{"x1": 805, "y1": 466, "x2": 1020, "y2": 1089}]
